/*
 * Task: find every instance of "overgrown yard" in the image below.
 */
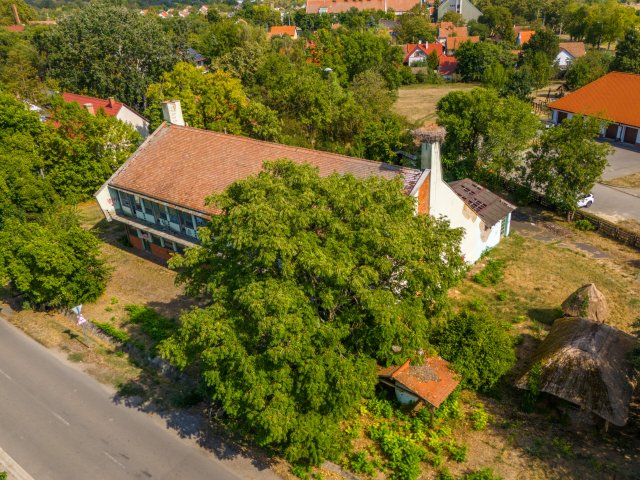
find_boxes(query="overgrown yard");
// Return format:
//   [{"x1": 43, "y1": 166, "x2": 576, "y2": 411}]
[
  {"x1": 393, "y1": 83, "x2": 478, "y2": 125},
  {"x1": 2, "y1": 202, "x2": 638, "y2": 480},
  {"x1": 604, "y1": 172, "x2": 640, "y2": 189}
]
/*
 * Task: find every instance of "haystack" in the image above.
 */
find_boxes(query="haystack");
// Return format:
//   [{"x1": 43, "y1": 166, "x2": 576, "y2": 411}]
[
  {"x1": 516, "y1": 317, "x2": 637, "y2": 426},
  {"x1": 561, "y1": 283, "x2": 609, "y2": 322}
]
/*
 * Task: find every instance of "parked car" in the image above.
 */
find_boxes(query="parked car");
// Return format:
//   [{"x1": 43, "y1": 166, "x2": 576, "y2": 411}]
[{"x1": 577, "y1": 193, "x2": 594, "y2": 208}]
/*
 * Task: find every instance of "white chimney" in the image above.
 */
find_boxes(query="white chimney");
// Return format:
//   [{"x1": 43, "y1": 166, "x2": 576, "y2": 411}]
[
  {"x1": 161, "y1": 100, "x2": 185, "y2": 126},
  {"x1": 414, "y1": 125, "x2": 446, "y2": 215},
  {"x1": 83, "y1": 103, "x2": 95, "y2": 115}
]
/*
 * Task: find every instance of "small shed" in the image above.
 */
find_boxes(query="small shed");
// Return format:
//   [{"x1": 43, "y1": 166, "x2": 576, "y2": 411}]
[
  {"x1": 378, "y1": 357, "x2": 459, "y2": 408},
  {"x1": 516, "y1": 317, "x2": 637, "y2": 426}
]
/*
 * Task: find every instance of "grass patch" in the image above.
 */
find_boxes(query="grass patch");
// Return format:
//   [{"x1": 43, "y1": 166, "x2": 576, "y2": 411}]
[
  {"x1": 472, "y1": 260, "x2": 506, "y2": 286},
  {"x1": 604, "y1": 172, "x2": 640, "y2": 189},
  {"x1": 68, "y1": 352, "x2": 84, "y2": 362},
  {"x1": 393, "y1": 83, "x2": 478, "y2": 124}
]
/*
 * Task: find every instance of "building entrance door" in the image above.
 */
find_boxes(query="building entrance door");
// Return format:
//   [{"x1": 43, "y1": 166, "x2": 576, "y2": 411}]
[
  {"x1": 141, "y1": 238, "x2": 151, "y2": 252},
  {"x1": 605, "y1": 124, "x2": 618, "y2": 140},
  {"x1": 624, "y1": 127, "x2": 638, "y2": 144}
]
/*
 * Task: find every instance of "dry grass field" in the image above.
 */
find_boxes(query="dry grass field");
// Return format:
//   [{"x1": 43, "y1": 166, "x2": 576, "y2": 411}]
[{"x1": 393, "y1": 83, "x2": 478, "y2": 125}]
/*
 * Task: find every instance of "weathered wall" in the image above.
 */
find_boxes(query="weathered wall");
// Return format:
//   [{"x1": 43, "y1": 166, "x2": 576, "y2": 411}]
[{"x1": 117, "y1": 107, "x2": 150, "y2": 138}]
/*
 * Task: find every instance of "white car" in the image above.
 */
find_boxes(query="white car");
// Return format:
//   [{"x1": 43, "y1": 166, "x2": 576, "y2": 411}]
[{"x1": 577, "y1": 193, "x2": 594, "y2": 208}]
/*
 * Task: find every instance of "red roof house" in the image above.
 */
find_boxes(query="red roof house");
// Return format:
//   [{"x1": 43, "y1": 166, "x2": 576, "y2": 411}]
[
  {"x1": 306, "y1": 0, "x2": 424, "y2": 14},
  {"x1": 267, "y1": 25, "x2": 299, "y2": 39},
  {"x1": 378, "y1": 357, "x2": 460, "y2": 408},
  {"x1": 438, "y1": 56, "x2": 458, "y2": 77},
  {"x1": 402, "y1": 43, "x2": 444, "y2": 66},
  {"x1": 516, "y1": 30, "x2": 535, "y2": 46},
  {"x1": 445, "y1": 35, "x2": 480, "y2": 53},
  {"x1": 62, "y1": 93, "x2": 149, "y2": 138}
]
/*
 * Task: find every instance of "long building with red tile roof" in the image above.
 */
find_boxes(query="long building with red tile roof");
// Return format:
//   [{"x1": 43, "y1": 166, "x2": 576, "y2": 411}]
[
  {"x1": 305, "y1": 0, "x2": 425, "y2": 14},
  {"x1": 62, "y1": 93, "x2": 149, "y2": 138},
  {"x1": 548, "y1": 72, "x2": 640, "y2": 145}
]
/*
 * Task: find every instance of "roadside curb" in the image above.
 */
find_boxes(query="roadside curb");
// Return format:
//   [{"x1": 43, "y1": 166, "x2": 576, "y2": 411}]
[{"x1": 0, "y1": 447, "x2": 35, "y2": 480}]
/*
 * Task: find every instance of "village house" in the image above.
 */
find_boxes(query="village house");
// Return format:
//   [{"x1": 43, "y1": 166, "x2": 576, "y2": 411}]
[
  {"x1": 62, "y1": 93, "x2": 150, "y2": 138},
  {"x1": 184, "y1": 48, "x2": 208, "y2": 69},
  {"x1": 267, "y1": 25, "x2": 299, "y2": 39},
  {"x1": 401, "y1": 42, "x2": 444, "y2": 66},
  {"x1": 95, "y1": 102, "x2": 514, "y2": 263},
  {"x1": 516, "y1": 30, "x2": 535, "y2": 46},
  {"x1": 555, "y1": 42, "x2": 586, "y2": 68},
  {"x1": 437, "y1": 22, "x2": 468, "y2": 42},
  {"x1": 437, "y1": 0, "x2": 482, "y2": 21},
  {"x1": 438, "y1": 55, "x2": 458, "y2": 79},
  {"x1": 305, "y1": 0, "x2": 431, "y2": 15},
  {"x1": 445, "y1": 35, "x2": 480, "y2": 54},
  {"x1": 548, "y1": 72, "x2": 640, "y2": 146}
]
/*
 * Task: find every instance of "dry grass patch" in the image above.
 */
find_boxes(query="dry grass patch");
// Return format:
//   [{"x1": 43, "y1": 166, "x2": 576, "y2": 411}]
[
  {"x1": 393, "y1": 83, "x2": 478, "y2": 124},
  {"x1": 604, "y1": 172, "x2": 640, "y2": 189}
]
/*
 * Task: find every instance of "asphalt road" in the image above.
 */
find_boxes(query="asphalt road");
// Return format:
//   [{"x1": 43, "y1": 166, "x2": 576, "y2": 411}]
[{"x1": 0, "y1": 318, "x2": 278, "y2": 480}]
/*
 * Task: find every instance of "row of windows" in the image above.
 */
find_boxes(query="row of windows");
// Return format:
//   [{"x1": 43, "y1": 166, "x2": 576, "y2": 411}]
[
  {"x1": 135, "y1": 229, "x2": 185, "y2": 254},
  {"x1": 109, "y1": 188, "x2": 206, "y2": 239}
]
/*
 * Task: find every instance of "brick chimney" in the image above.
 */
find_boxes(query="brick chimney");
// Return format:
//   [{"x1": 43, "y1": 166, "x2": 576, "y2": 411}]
[
  {"x1": 108, "y1": 97, "x2": 115, "y2": 108},
  {"x1": 161, "y1": 100, "x2": 185, "y2": 127},
  {"x1": 83, "y1": 103, "x2": 95, "y2": 115}
]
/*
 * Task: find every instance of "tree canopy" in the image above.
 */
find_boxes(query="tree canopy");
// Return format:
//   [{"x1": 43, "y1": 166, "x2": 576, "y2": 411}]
[
  {"x1": 437, "y1": 88, "x2": 539, "y2": 179},
  {"x1": 611, "y1": 28, "x2": 640, "y2": 74},
  {"x1": 38, "y1": 1, "x2": 178, "y2": 110},
  {"x1": 161, "y1": 160, "x2": 465, "y2": 465},
  {"x1": 525, "y1": 116, "x2": 611, "y2": 213}
]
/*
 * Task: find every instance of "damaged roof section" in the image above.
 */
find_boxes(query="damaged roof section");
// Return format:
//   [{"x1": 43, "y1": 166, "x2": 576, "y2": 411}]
[
  {"x1": 449, "y1": 178, "x2": 516, "y2": 227},
  {"x1": 378, "y1": 357, "x2": 459, "y2": 409}
]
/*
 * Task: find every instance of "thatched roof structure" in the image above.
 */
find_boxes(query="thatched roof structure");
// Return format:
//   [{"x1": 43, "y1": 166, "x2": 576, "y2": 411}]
[
  {"x1": 561, "y1": 283, "x2": 609, "y2": 322},
  {"x1": 516, "y1": 317, "x2": 637, "y2": 426},
  {"x1": 412, "y1": 124, "x2": 446, "y2": 144}
]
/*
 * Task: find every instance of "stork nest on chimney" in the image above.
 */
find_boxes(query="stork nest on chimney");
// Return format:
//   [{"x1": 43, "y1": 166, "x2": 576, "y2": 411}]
[{"x1": 412, "y1": 124, "x2": 446, "y2": 144}]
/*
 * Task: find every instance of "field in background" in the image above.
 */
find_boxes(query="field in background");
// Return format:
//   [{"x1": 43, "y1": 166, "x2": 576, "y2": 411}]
[{"x1": 393, "y1": 83, "x2": 478, "y2": 125}]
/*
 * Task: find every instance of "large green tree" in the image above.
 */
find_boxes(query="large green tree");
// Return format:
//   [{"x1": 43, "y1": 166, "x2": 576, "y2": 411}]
[
  {"x1": 41, "y1": 97, "x2": 141, "y2": 203},
  {"x1": 161, "y1": 161, "x2": 465, "y2": 465},
  {"x1": 0, "y1": 209, "x2": 109, "y2": 309},
  {"x1": 525, "y1": 116, "x2": 611, "y2": 214},
  {"x1": 565, "y1": 50, "x2": 612, "y2": 90},
  {"x1": 611, "y1": 28, "x2": 640, "y2": 74},
  {"x1": 38, "y1": 2, "x2": 178, "y2": 110},
  {"x1": 437, "y1": 88, "x2": 539, "y2": 179},
  {"x1": 455, "y1": 42, "x2": 517, "y2": 83}
]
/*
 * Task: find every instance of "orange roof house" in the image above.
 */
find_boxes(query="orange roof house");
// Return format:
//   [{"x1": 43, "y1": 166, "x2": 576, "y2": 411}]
[
  {"x1": 516, "y1": 30, "x2": 535, "y2": 46},
  {"x1": 438, "y1": 56, "x2": 458, "y2": 77},
  {"x1": 267, "y1": 25, "x2": 299, "y2": 39},
  {"x1": 437, "y1": 22, "x2": 468, "y2": 40},
  {"x1": 446, "y1": 35, "x2": 480, "y2": 53},
  {"x1": 378, "y1": 357, "x2": 459, "y2": 408},
  {"x1": 548, "y1": 72, "x2": 640, "y2": 145},
  {"x1": 548, "y1": 72, "x2": 640, "y2": 129}
]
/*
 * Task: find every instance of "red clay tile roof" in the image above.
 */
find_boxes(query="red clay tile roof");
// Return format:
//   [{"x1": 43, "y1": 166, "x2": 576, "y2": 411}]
[
  {"x1": 449, "y1": 178, "x2": 516, "y2": 227},
  {"x1": 558, "y1": 42, "x2": 586, "y2": 59},
  {"x1": 446, "y1": 36, "x2": 480, "y2": 51},
  {"x1": 438, "y1": 23, "x2": 468, "y2": 39},
  {"x1": 305, "y1": 0, "x2": 421, "y2": 14},
  {"x1": 517, "y1": 30, "x2": 536, "y2": 45},
  {"x1": 438, "y1": 55, "x2": 458, "y2": 75},
  {"x1": 62, "y1": 93, "x2": 124, "y2": 117},
  {"x1": 268, "y1": 25, "x2": 297, "y2": 37},
  {"x1": 402, "y1": 43, "x2": 444, "y2": 63},
  {"x1": 378, "y1": 357, "x2": 459, "y2": 408},
  {"x1": 109, "y1": 123, "x2": 424, "y2": 215},
  {"x1": 3, "y1": 25, "x2": 25, "y2": 32},
  {"x1": 548, "y1": 72, "x2": 640, "y2": 128}
]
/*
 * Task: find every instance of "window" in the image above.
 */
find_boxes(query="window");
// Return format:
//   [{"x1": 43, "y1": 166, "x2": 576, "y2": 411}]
[
  {"x1": 194, "y1": 216, "x2": 207, "y2": 227},
  {"x1": 167, "y1": 207, "x2": 179, "y2": 224}
]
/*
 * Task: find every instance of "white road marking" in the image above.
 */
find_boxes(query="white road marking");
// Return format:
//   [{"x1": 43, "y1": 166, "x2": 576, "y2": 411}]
[
  {"x1": 0, "y1": 446, "x2": 36, "y2": 480},
  {"x1": 104, "y1": 451, "x2": 126, "y2": 470},
  {"x1": 0, "y1": 367, "x2": 12, "y2": 380},
  {"x1": 49, "y1": 411, "x2": 71, "y2": 426}
]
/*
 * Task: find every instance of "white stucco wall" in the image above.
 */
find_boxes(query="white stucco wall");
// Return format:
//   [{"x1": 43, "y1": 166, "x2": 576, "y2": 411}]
[
  {"x1": 95, "y1": 183, "x2": 116, "y2": 220},
  {"x1": 424, "y1": 141, "x2": 503, "y2": 264},
  {"x1": 117, "y1": 106, "x2": 150, "y2": 138},
  {"x1": 555, "y1": 50, "x2": 574, "y2": 68},
  {"x1": 408, "y1": 50, "x2": 427, "y2": 66}
]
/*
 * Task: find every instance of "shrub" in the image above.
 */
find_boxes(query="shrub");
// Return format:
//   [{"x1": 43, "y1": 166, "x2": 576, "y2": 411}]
[
  {"x1": 574, "y1": 219, "x2": 595, "y2": 231},
  {"x1": 470, "y1": 404, "x2": 489, "y2": 431},
  {"x1": 461, "y1": 468, "x2": 503, "y2": 480},
  {"x1": 94, "y1": 321, "x2": 130, "y2": 343},
  {"x1": 368, "y1": 424, "x2": 427, "y2": 480},
  {"x1": 432, "y1": 302, "x2": 516, "y2": 391},
  {"x1": 125, "y1": 304, "x2": 176, "y2": 347},
  {"x1": 0, "y1": 471, "x2": 6, "y2": 480},
  {"x1": 348, "y1": 451, "x2": 377, "y2": 476},
  {"x1": 368, "y1": 397, "x2": 395, "y2": 419},
  {"x1": 472, "y1": 259, "x2": 505, "y2": 286},
  {"x1": 445, "y1": 440, "x2": 468, "y2": 462},
  {"x1": 521, "y1": 361, "x2": 542, "y2": 412},
  {"x1": 438, "y1": 468, "x2": 455, "y2": 480}
]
